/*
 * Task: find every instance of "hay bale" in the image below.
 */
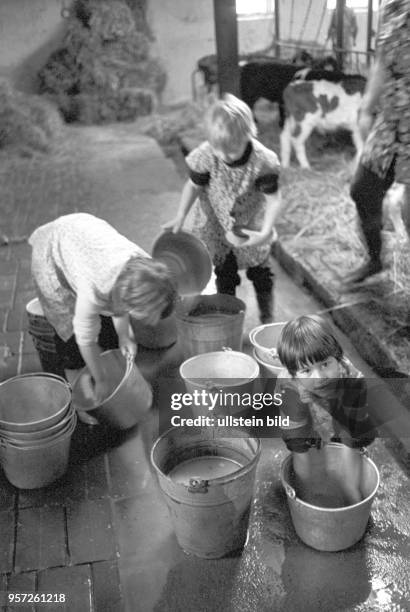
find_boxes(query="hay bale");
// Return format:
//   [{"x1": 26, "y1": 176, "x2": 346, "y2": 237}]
[
  {"x1": 0, "y1": 82, "x2": 64, "y2": 157},
  {"x1": 38, "y1": 0, "x2": 165, "y2": 125}
]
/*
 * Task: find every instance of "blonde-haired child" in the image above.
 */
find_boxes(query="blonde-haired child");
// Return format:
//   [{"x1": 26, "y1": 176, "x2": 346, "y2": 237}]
[
  {"x1": 163, "y1": 94, "x2": 282, "y2": 323},
  {"x1": 30, "y1": 213, "x2": 176, "y2": 404},
  {"x1": 276, "y1": 314, "x2": 375, "y2": 505}
]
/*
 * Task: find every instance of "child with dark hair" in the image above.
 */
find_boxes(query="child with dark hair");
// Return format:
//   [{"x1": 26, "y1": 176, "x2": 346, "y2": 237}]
[{"x1": 276, "y1": 314, "x2": 375, "y2": 504}]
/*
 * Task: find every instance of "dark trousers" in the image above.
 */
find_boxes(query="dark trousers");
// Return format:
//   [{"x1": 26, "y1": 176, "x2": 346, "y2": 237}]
[
  {"x1": 214, "y1": 250, "x2": 274, "y2": 295},
  {"x1": 350, "y1": 160, "x2": 396, "y2": 262},
  {"x1": 54, "y1": 315, "x2": 119, "y2": 371}
]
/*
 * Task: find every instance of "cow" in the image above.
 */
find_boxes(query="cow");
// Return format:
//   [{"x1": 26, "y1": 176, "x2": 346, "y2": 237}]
[
  {"x1": 280, "y1": 75, "x2": 367, "y2": 169},
  {"x1": 239, "y1": 56, "x2": 339, "y2": 128}
]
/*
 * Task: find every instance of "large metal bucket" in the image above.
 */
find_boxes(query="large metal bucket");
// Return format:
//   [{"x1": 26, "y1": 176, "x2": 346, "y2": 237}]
[
  {"x1": 26, "y1": 297, "x2": 65, "y2": 377},
  {"x1": 72, "y1": 349, "x2": 152, "y2": 429},
  {"x1": 179, "y1": 349, "x2": 260, "y2": 417},
  {"x1": 176, "y1": 294, "x2": 246, "y2": 359},
  {"x1": 0, "y1": 413, "x2": 77, "y2": 489},
  {"x1": 151, "y1": 426, "x2": 261, "y2": 558},
  {"x1": 281, "y1": 443, "x2": 380, "y2": 551}
]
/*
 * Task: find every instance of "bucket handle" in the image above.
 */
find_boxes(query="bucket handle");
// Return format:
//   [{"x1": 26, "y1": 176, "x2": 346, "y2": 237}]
[
  {"x1": 188, "y1": 478, "x2": 209, "y2": 494},
  {"x1": 284, "y1": 483, "x2": 296, "y2": 500}
]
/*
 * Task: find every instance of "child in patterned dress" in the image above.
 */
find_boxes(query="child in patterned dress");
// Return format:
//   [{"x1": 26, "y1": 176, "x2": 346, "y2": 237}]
[
  {"x1": 276, "y1": 315, "x2": 375, "y2": 505},
  {"x1": 163, "y1": 94, "x2": 282, "y2": 323},
  {"x1": 29, "y1": 213, "x2": 176, "y2": 404}
]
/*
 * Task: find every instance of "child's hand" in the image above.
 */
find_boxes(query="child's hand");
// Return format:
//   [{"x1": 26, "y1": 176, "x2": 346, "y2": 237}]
[
  {"x1": 233, "y1": 227, "x2": 278, "y2": 247},
  {"x1": 161, "y1": 216, "x2": 184, "y2": 234},
  {"x1": 119, "y1": 338, "x2": 137, "y2": 361},
  {"x1": 225, "y1": 229, "x2": 248, "y2": 247},
  {"x1": 93, "y1": 379, "x2": 111, "y2": 405}
]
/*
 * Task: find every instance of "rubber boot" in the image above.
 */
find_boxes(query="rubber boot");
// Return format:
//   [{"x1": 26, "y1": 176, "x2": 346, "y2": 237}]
[{"x1": 256, "y1": 291, "x2": 273, "y2": 324}]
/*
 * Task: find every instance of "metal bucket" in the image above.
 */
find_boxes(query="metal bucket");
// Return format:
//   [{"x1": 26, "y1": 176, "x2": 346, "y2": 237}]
[
  {"x1": 252, "y1": 348, "x2": 283, "y2": 379},
  {"x1": 130, "y1": 312, "x2": 177, "y2": 349},
  {"x1": 176, "y1": 294, "x2": 246, "y2": 359},
  {"x1": 26, "y1": 298, "x2": 64, "y2": 377},
  {"x1": 0, "y1": 404, "x2": 76, "y2": 443},
  {"x1": 0, "y1": 413, "x2": 77, "y2": 489},
  {"x1": 151, "y1": 426, "x2": 261, "y2": 558},
  {"x1": 0, "y1": 373, "x2": 71, "y2": 433},
  {"x1": 179, "y1": 350, "x2": 259, "y2": 416},
  {"x1": 71, "y1": 349, "x2": 153, "y2": 429},
  {"x1": 280, "y1": 443, "x2": 380, "y2": 551},
  {"x1": 249, "y1": 321, "x2": 287, "y2": 365},
  {"x1": 152, "y1": 230, "x2": 212, "y2": 296}
]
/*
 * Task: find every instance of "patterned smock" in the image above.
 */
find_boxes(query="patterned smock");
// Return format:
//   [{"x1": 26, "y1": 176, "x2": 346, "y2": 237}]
[
  {"x1": 186, "y1": 138, "x2": 280, "y2": 268},
  {"x1": 360, "y1": 0, "x2": 410, "y2": 183},
  {"x1": 29, "y1": 213, "x2": 149, "y2": 342}
]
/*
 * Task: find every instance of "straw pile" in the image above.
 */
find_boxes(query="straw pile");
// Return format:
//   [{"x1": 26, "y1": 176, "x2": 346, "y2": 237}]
[
  {"x1": 38, "y1": 0, "x2": 166, "y2": 124},
  {"x1": 0, "y1": 82, "x2": 64, "y2": 158}
]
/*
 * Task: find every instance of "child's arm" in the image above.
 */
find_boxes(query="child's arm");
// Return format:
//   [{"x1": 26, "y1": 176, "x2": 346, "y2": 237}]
[
  {"x1": 238, "y1": 191, "x2": 282, "y2": 247},
  {"x1": 112, "y1": 314, "x2": 137, "y2": 359},
  {"x1": 162, "y1": 179, "x2": 201, "y2": 233}
]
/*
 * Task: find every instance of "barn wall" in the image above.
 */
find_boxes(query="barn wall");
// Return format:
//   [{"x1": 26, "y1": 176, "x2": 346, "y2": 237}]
[{"x1": 0, "y1": 0, "x2": 376, "y2": 105}]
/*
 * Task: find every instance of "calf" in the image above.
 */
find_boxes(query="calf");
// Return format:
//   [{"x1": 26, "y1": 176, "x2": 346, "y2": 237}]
[
  {"x1": 239, "y1": 57, "x2": 337, "y2": 128},
  {"x1": 240, "y1": 61, "x2": 312, "y2": 128},
  {"x1": 280, "y1": 75, "x2": 366, "y2": 169}
]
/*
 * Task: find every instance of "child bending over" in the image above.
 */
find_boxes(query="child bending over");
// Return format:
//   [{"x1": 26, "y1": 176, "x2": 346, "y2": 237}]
[
  {"x1": 163, "y1": 94, "x2": 282, "y2": 323},
  {"x1": 30, "y1": 213, "x2": 176, "y2": 404},
  {"x1": 276, "y1": 314, "x2": 375, "y2": 505}
]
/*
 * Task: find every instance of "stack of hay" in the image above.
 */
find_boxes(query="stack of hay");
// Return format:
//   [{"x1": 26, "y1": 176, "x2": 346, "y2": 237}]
[
  {"x1": 38, "y1": 0, "x2": 166, "y2": 124},
  {"x1": 0, "y1": 82, "x2": 64, "y2": 158}
]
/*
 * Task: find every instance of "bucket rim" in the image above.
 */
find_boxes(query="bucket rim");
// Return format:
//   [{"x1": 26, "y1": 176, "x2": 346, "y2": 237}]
[
  {"x1": 249, "y1": 321, "x2": 288, "y2": 345},
  {"x1": 179, "y1": 350, "x2": 260, "y2": 386},
  {"x1": 0, "y1": 372, "x2": 72, "y2": 430},
  {"x1": 0, "y1": 412, "x2": 77, "y2": 450},
  {"x1": 0, "y1": 405, "x2": 76, "y2": 440},
  {"x1": 26, "y1": 297, "x2": 44, "y2": 315},
  {"x1": 150, "y1": 425, "x2": 261, "y2": 486},
  {"x1": 252, "y1": 348, "x2": 283, "y2": 373},
  {"x1": 71, "y1": 349, "x2": 133, "y2": 411},
  {"x1": 176, "y1": 293, "x2": 247, "y2": 319},
  {"x1": 280, "y1": 444, "x2": 380, "y2": 512}
]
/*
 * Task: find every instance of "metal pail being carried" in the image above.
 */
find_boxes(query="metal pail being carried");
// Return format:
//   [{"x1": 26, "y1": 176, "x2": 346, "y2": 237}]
[
  {"x1": 176, "y1": 294, "x2": 246, "y2": 359},
  {"x1": 72, "y1": 349, "x2": 152, "y2": 429},
  {"x1": 280, "y1": 443, "x2": 380, "y2": 552},
  {"x1": 151, "y1": 426, "x2": 261, "y2": 558}
]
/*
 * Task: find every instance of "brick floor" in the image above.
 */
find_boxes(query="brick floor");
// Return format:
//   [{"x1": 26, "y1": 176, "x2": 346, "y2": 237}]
[{"x1": 0, "y1": 124, "x2": 409, "y2": 612}]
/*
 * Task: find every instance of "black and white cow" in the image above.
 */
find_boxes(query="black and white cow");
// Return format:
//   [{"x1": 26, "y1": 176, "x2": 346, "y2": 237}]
[
  {"x1": 239, "y1": 56, "x2": 339, "y2": 128},
  {"x1": 280, "y1": 75, "x2": 367, "y2": 169},
  {"x1": 240, "y1": 61, "x2": 309, "y2": 128}
]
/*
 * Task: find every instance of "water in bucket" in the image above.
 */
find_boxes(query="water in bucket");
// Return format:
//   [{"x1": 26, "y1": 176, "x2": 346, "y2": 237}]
[
  {"x1": 151, "y1": 427, "x2": 261, "y2": 558},
  {"x1": 176, "y1": 294, "x2": 246, "y2": 359},
  {"x1": 169, "y1": 456, "x2": 243, "y2": 484},
  {"x1": 281, "y1": 443, "x2": 380, "y2": 551}
]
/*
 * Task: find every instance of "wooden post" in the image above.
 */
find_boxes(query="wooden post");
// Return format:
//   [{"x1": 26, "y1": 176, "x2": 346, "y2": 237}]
[
  {"x1": 213, "y1": 0, "x2": 239, "y2": 97},
  {"x1": 366, "y1": 0, "x2": 373, "y2": 68},
  {"x1": 274, "y1": 0, "x2": 281, "y2": 58},
  {"x1": 335, "y1": 0, "x2": 345, "y2": 71}
]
